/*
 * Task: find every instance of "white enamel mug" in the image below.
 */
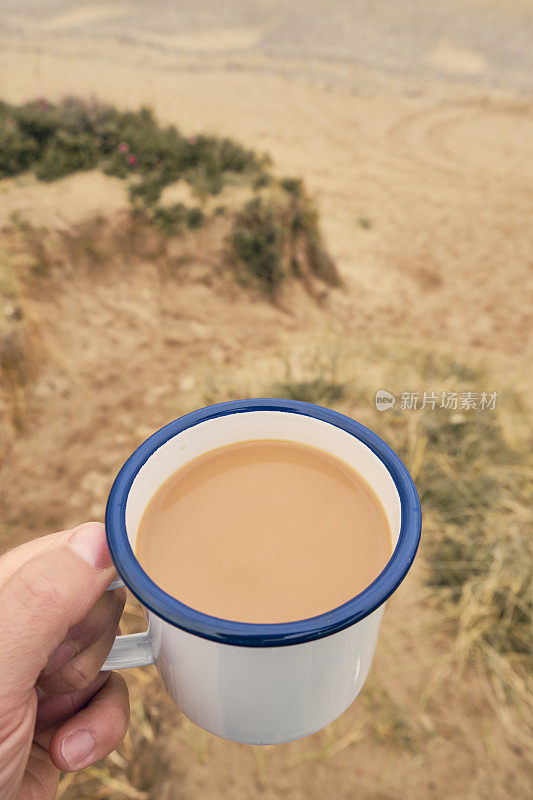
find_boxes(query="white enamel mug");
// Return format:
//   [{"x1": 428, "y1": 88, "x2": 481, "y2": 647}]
[{"x1": 103, "y1": 399, "x2": 421, "y2": 745}]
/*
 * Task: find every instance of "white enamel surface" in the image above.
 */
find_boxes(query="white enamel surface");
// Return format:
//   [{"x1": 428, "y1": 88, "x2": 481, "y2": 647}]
[
  {"x1": 111, "y1": 410, "x2": 401, "y2": 743},
  {"x1": 148, "y1": 604, "x2": 384, "y2": 744}
]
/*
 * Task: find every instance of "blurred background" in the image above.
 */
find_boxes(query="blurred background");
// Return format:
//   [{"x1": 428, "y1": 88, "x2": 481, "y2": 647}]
[{"x1": 0, "y1": 2, "x2": 531, "y2": 798}]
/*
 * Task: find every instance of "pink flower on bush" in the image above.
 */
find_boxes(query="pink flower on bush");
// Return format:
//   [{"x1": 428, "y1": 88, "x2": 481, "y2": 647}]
[
  {"x1": 187, "y1": 135, "x2": 197, "y2": 146},
  {"x1": 118, "y1": 142, "x2": 129, "y2": 153},
  {"x1": 127, "y1": 154, "x2": 138, "y2": 166},
  {"x1": 37, "y1": 97, "x2": 49, "y2": 110}
]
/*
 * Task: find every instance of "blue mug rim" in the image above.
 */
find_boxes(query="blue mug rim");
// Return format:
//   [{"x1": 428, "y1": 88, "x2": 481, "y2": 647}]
[{"x1": 105, "y1": 399, "x2": 422, "y2": 647}]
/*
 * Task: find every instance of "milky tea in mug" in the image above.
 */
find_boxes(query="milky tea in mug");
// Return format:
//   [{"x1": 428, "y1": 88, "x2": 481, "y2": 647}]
[{"x1": 135, "y1": 439, "x2": 392, "y2": 622}]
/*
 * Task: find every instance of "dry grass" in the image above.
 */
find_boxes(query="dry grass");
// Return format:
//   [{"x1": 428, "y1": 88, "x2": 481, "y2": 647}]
[
  {"x1": 0, "y1": 245, "x2": 39, "y2": 455},
  {"x1": 287, "y1": 717, "x2": 368, "y2": 766},
  {"x1": 272, "y1": 349, "x2": 346, "y2": 403}
]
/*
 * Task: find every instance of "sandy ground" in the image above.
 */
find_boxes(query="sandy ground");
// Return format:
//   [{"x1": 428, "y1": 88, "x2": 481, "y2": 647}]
[
  {"x1": 0, "y1": 4, "x2": 532, "y2": 799},
  {"x1": 2, "y1": 0, "x2": 533, "y2": 92}
]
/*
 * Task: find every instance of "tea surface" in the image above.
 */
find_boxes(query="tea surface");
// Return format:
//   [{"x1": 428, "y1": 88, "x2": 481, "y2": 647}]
[{"x1": 135, "y1": 439, "x2": 392, "y2": 623}]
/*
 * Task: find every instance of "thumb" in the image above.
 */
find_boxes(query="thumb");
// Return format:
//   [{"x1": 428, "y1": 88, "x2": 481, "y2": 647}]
[{"x1": 0, "y1": 523, "x2": 117, "y2": 701}]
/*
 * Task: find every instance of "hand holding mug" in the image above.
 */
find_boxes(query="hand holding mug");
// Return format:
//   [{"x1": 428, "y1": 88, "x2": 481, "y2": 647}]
[{"x1": 0, "y1": 523, "x2": 129, "y2": 800}]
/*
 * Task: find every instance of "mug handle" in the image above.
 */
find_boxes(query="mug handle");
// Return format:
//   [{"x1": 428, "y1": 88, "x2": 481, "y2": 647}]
[{"x1": 102, "y1": 579, "x2": 155, "y2": 670}]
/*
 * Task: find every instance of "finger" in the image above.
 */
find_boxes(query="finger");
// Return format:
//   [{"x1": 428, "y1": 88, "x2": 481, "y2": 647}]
[
  {"x1": 37, "y1": 588, "x2": 125, "y2": 696},
  {"x1": 17, "y1": 743, "x2": 59, "y2": 800},
  {"x1": 0, "y1": 529, "x2": 69, "y2": 588},
  {"x1": 42, "y1": 588, "x2": 126, "y2": 676},
  {"x1": 48, "y1": 672, "x2": 130, "y2": 772},
  {"x1": 0, "y1": 522, "x2": 117, "y2": 702},
  {"x1": 35, "y1": 672, "x2": 110, "y2": 742}
]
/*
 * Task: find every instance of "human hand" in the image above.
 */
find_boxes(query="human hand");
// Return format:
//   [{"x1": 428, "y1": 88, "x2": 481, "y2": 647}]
[{"x1": 0, "y1": 522, "x2": 130, "y2": 800}]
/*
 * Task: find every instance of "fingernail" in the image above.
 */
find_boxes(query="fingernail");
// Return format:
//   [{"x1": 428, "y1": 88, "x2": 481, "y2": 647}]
[
  {"x1": 69, "y1": 522, "x2": 113, "y2": 570},
  {"x1": 61, "y1": 730, "x2": 95, "y2": 769},
  {"x1": 44, "y1": 641, "x2": 79, "y2": 674}
]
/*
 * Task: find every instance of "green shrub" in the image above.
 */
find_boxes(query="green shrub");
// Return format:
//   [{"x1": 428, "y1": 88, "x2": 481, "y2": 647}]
[
  {"x1": 0, "y1": 126, "x2": 39, "y2": 176},
  {"x1": 129, "y1": 173, "x2": 166, "y2": 206},
  {"x1": 0, "y1": 98, "x2": 270, "y2": 199},
  {"x1": 150, "y1": 203, "x2": 205, "y2": 234},
  {"x1": 280, "y1": 177, "x2": 303, "y2": 198},
  {"x1": 13, "y1": 100, "x2": 61, "y2": 146},
  {"x1": 185, "y1": 163, "x2": 225, "y2": 197},
  {"x1": 253, "y1": 173, "x2": 272, "y2": 190},
  {"x1": 231, "y1": 197, "x2": 285, "y2": 297},
  {"x1": 35, "y1": 131, "x2": 99, "y2": 181},
  {"x1": 151, "y1": 203, "x2": 187, "y2": 235},
  {"x1": 186, "y1": 207, "x2": 204, "y2": 230},
  {"x1": 273, "y1": 378, "x2": 345, "y2": 403},
  {"x1": 192, "y1": 135, "x2": 264, "y2": 175}
]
